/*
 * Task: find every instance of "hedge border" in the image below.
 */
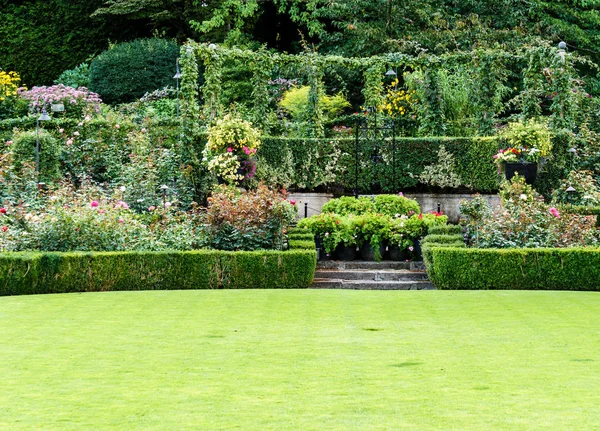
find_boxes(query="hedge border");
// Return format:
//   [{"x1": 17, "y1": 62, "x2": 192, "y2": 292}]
[
  {"x1": 427, "y1": 247, "x2": 600, "y2": 290},
  {"x1": 0, "y1": 249, "x2": 317, "y2": 296}
]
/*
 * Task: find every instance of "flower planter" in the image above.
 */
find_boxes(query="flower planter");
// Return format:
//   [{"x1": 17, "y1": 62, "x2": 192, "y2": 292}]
[
  {"x1": 505, "y1": 162, "x2": 537, "y2": 185},
  {"x1": 388, "y1": 244, "x2": 407, "y2": 261},
  {"x1": 335, "y1": 244, "x2": 356, "y2": 261},
  {"x1": 360, "y1": 241, "x2": 385, "y2": 261}
]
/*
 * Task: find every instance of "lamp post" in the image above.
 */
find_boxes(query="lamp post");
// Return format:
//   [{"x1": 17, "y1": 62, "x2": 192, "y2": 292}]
[
  {"x1": 558, "y1": 41, "x2": 567, "y2": 64},
  {"x1": 566, "y1": 186, "x2": 576, "y2": 207},
  {"x1": 173, "y1": 58, "x2": 182, "y2": 118},
  {"x1": 160, "y1": 184, "x2": 169, "y2": 207},
  {"x1": 36, "y1": 108, "x2": 51, "y2": 185}
]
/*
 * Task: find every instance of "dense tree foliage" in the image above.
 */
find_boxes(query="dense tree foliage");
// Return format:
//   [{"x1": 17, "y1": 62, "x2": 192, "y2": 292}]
[{"x1": 0, "y1": 0, "x2": 143, "y2": 86}]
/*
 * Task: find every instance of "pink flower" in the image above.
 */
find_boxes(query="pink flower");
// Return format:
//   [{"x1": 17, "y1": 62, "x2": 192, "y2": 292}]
[
  {"x1": 148, "y1": 206, "x2": 156, "y2": 211},
  {"x1": 66, "y1": 139, "x2": 73, "y2": 146},
  {"x1": 90, "y1": 201, "x2": 99, "y2": 208},
  {"x1": 1, "y1": 226, "x2": 7, "y2": 232},
  {"x1": 549, "y1": 207, "x2": 560, "y2": 218},
  {"x1": 289, "y1": 200, "x2": 296, "y2": 205},
  {"x1": 164, "y1": 202, "x2": 172, "y2": 209},
  {"x1": 58, "y1": 129, "x2": 64, "y2": 133},
  {"x1": 114, "y1": 124, "x2": 120, "y2": 129},
  {"x1": 226, "y1": 147, "x2": 233, "y2": 153},
  {"x1": 85, "y1": 115, "x2": 91, "y2": 122},
  {"x1": 73, "y1": 131, "x2": 80, "y2": 136},
  {"x1": 115, "y1": 201, "x2": 129, "y2": 210},
  {"x1": 398, "y1": 192, "x2": 404, "y2": 196},
  {"x1": 409, "y1": 246, "x2": 414, "y2": 252},
  {"x1": 243, "y1": 146, "x2": 251, "y2": 155},
  {"x1": 141, "y1": 128, "x2": 147, "y2": 133},
  {"x1": 98, "y1": 209, "x2": 106, "y2": 215},
  {"x1": 119, "y1": 218, "x2": 124, "y2": 224}
]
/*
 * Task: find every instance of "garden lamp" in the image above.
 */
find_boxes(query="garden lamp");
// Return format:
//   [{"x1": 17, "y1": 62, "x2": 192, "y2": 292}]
[
  {"x1": 566, "y1": 186, "x2": 576, "y2": 205},
  {"x1": 558, "y1": 41, "x2": 567, "y2": 63},
  {"x1": 160, "y1": 184, "x2": 169, "y2": 206},
  {"x1": 36, "y1": 109, "x2": 51, "y2": 184},
  {"x1": 385, "y1": 68, "x2": 397, "y2": 77}
]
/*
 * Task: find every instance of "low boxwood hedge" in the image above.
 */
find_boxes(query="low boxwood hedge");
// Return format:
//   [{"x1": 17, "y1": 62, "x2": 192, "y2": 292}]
[
  {"x1": 288, "y1": 233, "x2": 315, "y2": 241},
  {"x1": 428, "y1": 224, "x2": 463, "y2": 235},
  {"x1": 0, "y1": 249, "x2": 317, "y2": 296},
  {"x1": 421, "y1": 234, "x2": 464, "y2": 244},
  {"x1": 427, "y1": 247, "x2": 600, "y2": 290},
  {"x1": 288, "y1": 240, "x2": 316, "y2": 250}
]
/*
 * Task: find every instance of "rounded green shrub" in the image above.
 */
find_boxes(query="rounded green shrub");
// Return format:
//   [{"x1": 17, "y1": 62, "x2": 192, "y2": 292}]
[
  {"x1": 11, "y1": 129, "x2": 61, "y2": 182},
  {"x1": 321, "y1": 196, "x2": 375, "y2": 215},
  {"x1": 89, "y1": 39, "x2": 180, "y2": 105},
  {"x1": 374, "y1": 194, "x2": 420, "y2": 217}
]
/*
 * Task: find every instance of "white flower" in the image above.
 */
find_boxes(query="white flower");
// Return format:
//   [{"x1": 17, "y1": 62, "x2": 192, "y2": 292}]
[
  {"x1": 519, "y1": 194, "x2": 528, "y2": 200},
  {"x1": 120, "y1": 186, "x2": 126, "y2": 192}
]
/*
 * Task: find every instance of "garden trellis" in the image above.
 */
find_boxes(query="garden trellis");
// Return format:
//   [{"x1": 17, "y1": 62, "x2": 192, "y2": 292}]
[{"x1": 180, "y1": 40, "x2": 596, "y2": 138}]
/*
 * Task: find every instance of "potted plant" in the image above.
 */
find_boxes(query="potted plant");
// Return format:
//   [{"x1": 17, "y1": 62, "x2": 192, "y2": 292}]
[
  {"x1": 202, "y1": 114, "x2": 261, "y2": 185},
  {"x1": 332, "y1": 216, "x2": 358, "y2": 261},
  {"x1": 297, "y1": 212, "x2": 342, "y2": 260},
  {"x1": 494, "y1": 120, "x2": 552, "y2": 185},
  {"x1": 352, "y1": 213, "x2": 391, "y2": 261}
]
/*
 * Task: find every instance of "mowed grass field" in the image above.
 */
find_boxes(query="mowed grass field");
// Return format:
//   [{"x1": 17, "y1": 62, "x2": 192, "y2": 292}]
[{"x1": 1, "y1": 289, "x2": 599, "y2": 430}]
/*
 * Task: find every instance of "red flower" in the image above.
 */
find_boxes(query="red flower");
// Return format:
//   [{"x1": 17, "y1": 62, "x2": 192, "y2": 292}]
[
  {"x1": 418, "y1": 213, "x2": 423, "y2": 220},
  {"x1": 0, "y1": 208, "x2": 6, "y2": 214},
  {"x1": 289, "y1": 200, "x2": 296, "y2": 205},
  {"x1": 1, "y1": 226, "x2": 7, "y2": 232}
]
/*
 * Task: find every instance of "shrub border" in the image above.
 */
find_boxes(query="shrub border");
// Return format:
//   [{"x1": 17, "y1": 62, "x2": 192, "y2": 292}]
[
  {"x1": 0, "y1": 249, "x2": 317, "y2": 296},
  {"x1": 427, "y1": 247, "x2": 600, "y2": 290}
]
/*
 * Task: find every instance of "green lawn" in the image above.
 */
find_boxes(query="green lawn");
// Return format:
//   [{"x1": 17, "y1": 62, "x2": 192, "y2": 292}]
[{"x1": 1, "y1": 290, "x2": 600, "y2": 430}]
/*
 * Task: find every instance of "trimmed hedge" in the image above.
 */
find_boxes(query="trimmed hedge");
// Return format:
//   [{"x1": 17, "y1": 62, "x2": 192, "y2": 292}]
[
  {"x1": 258, "y1": 136, "x2": 501, "y2": 193},
  {"x1": 421, "y1": 234, "x2": 464, "y2": 245},
  {"x1": 428, "y1": 224, "x2": 463, "y2": 235},
  {"x1": 288, "y1": 240, "x2": 316, "y2": 250},
  {"x1": 428, "y1": 247, "x2": 600, "y2": 290},
  {"x1": 288, "y1": 233, "x2": 315, "y2": 241},
  {"x1": 0, "y1": 249, "x2": 316, "y2": 296}
]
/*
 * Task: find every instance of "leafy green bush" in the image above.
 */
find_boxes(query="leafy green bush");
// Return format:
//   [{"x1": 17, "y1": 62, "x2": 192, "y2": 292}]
[
  {"x1": 279, "y1": 86, "x2": 350, "y2": 121},
  {"x1": 10, "y1": 129, "x2": 61, "y2": 183},
  {"x1": 204, "y1": 185, "x2": 297, "y2": 251},
  {"x1": 89, "y1": 39, "x2": 180, "y2": 104},
  {"x1": 321, "y1": 196, "x2": 375, "y2": 215},
  {"x1": 428, "y1": 247, "x2": 600, "y2": 290},
  {"x1": 0, "y1": 249, "x2": 317, "y2": 296},
  {"x1": 373, "y1": 194, "x2": 420, "y2": 217},
  {"x1": 54, "y1": 63, "x2": 90, "y2": 89},
  {"x1": 297, "y1": 212, "x2": 344, "y2": 253}
]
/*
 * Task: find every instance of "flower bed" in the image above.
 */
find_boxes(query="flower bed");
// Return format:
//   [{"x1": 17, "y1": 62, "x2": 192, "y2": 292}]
[{"x1": 0, "y1": 248, "x2": 316, "y2": 296}]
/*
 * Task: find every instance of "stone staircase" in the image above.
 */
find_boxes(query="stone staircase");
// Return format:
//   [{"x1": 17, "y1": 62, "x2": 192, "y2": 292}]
[{"x1": 311, "y1": 260, "x2": 435, "y2": 290}]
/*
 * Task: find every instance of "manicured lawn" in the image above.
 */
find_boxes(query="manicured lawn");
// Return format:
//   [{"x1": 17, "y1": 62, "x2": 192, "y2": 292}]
[{"x1": 1, "y1": 290, "x2": 600, "y2": 430}]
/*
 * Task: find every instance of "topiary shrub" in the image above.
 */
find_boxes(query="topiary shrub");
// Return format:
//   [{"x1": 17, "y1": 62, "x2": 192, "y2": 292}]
[
  {"x1": 89, "y1": 39, "x2": 180, "y2": 105},
  {"x1": 10, "y1": 129, "x2": 61, "y2": 182},
  {"x1": 428, "y1": 224, "x2": 462, "y2": 235}
]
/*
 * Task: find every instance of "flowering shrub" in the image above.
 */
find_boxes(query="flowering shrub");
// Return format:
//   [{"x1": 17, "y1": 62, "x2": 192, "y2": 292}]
[
  {"x1": 552, "y1": 170, "x2": 600, "y2": 206},
  {"x1": 461, "y1": 180, "x2": 598, "y2": 248},
  {"x1": 0, "y1": 184, "x2": 207, "y2": 252},
  {"x1": 18, "y1": 84, "x2": 102, "y2": 117},
  {"x1": 203, "y1": 114, "x2": 261, "y2": 184},
  {"x1": 204, "y1": 184, "x2": 297, "y2": 251},
  {"x1": 297, "y1": 212, "x2": 345, "y2": 253},
  {"x1": 0, "y1": 70, "x2": 21, "y2": 101},
  {"x1": 494, "y1": 119, "x2": 552, "y2": 168},
  {"x1": 378, "y1": 79, "x2": 417, "y2": 119}
]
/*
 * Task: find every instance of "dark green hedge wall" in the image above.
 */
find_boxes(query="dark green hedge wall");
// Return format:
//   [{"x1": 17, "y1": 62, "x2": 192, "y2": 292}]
[
  {"x1": 428, "y1": 247, "x2": 600, "y2": 290},
  {"x1": 258, "y1": 136, "x2": 501, "y2": 193},
  {"x1": 0, "y1": 249, "x2": 317, "y2": 296},
  {"x1": 0, "y1": 0, "x2": 140, "y2": 85}
]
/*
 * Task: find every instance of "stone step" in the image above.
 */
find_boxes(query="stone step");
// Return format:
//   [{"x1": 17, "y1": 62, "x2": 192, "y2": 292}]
[
  {"x1": 317, "y1": 260, "x2": 425, "y2": 271},
  {"x1": 310, "y1": 279, "x2": 435, "y2": 290},
  {"x1": 314, "y1": 269, "x2": 428, "y2": 282}
]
